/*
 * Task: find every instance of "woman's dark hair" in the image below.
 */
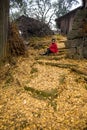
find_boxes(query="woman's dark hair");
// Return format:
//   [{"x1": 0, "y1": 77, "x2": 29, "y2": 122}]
[{"x1": 52, "y1": 38, "x2": 56, "y2": 41}]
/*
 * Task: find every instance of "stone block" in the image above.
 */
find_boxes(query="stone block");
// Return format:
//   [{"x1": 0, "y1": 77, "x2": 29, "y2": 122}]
[
  {"x1": 76, "y1": 44, "x2": 84, "y2": 58},
  {"x1": 67, "y1": 47, "x2": 77, "y2": 58},
  {"x1": 75, "y1": 9, "x2": 87, "y2": 20},
  {"x1": 83, "y1": 45, "x2": 87, "y2": 58},
  {"x1": 65, "y1": 39, "x2": 83, "y2": 48},
  {"x1": 67, "y1": 30, "x2": 84, "y2": 40}
]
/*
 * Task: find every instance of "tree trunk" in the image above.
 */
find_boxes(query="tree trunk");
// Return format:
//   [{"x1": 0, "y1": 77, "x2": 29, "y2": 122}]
[{"x1": 0, "y1": 0, "x2": 9, "y2": 58}]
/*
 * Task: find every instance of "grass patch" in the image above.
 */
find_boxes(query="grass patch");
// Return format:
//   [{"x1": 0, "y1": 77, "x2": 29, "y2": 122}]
[
  {"x1": 24, "y1": 86, "x2": 58, "y2": 100},
  {"x1": 29, "y1": 36, "x2": 52, "y2": 43},
  {"x1": 30, "y1": 67, "x2": 38, "y2": 74},
  {"x1": 2, "y1": 72, "x2": 14, "y2": 88},
  {"x1": 74, "y1": 76, "x2": 84, "y2": 83},
  {"x1": 28, "y1": 36, "x2": 51, "y2": 50},
  {"x1": 38, "y1": 61, "x2": 77, "y2": 68},
  {"x1": 71, "y1": 68, "x2": 87, "y2": 76},
  {"x1": 30, "y1": 67, "x2": 38, "y2": 79},
  {"x1": 59, "y1": 75, "x2": 66, "y2": 84},
  {"x1": 24, "y1": 86, "x2": 58, "y2": 110},
  {"x1": 30, "y1": 43, "x2": 46, "y2": 50},
  {"x1": 57, "y1": 35, "x2": 63, "y2": 40},
  {"x1": 5, "y1": 77, "x2": 13, "y2": 84},
  {"x1": 85, "y1": 85, "x2": 87, "y2": 90},
  {"x1": 50, "y1": 100, "x2": 58, "y2": 111}
]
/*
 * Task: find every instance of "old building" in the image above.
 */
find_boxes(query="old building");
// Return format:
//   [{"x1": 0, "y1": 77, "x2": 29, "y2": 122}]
[
  {"x1": 55, "y1": 0, "x2": 87, "y2": 59},
  {"x1": 16, "y1": 15, "x2": 53, "y2": 39},
  {"x1": 55, "y1": 7, "x2": 81, "y2": 35},
  {"x1": 55, "y1": 0, "x2": 87, "y2": 35}
]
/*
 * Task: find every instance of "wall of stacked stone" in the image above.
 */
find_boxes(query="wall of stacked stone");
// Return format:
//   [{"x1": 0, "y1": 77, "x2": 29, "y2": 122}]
[{"x1": 65, "y1": 8, "x2": 87, "y2": 59}]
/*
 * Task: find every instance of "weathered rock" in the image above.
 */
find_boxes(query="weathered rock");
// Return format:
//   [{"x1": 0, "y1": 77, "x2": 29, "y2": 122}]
[
  {"x1": 67, "y1": 48, "x2": 77, "y2": 58},
  {"x1": 65, "y1": 39, "x2": 83, "y2": 48},
  {"x1": 65, "y1": 8, "x2": 87, "y2": 59},
  {"x1": 67, "y1": 29, "x2": 84, "y2": 40},
  {"x1": 83, "y1": 45, "x2": 87, "y2": 58}
]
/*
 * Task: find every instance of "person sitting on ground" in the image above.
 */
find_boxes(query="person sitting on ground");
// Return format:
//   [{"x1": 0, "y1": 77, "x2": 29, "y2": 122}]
[{"x1": 43, "y1": 38, "x2": 58, "y2": 55}]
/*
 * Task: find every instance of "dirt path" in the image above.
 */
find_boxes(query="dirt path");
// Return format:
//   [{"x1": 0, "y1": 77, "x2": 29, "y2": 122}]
[{"x1": 0, "y1": 37, "x2": 87, "y2": 130}]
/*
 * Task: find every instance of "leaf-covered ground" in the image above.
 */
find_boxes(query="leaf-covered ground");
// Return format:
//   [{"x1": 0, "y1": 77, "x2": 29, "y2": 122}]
[{"x1": 0, "y1": 35, "x2": 87, "y2": 130}]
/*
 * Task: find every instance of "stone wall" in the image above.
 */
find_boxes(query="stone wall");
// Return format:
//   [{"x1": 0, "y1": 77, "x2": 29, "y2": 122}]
[
  {"x1": 65, "y1": 8, "x2": 87, "y2": 59},
  {"x1": 83, "y1": 0, "x2": 87, "y2": 8}
]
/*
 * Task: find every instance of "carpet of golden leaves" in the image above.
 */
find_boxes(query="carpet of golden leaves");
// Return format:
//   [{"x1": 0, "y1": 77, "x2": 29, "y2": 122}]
[{"x1": 0, "y1": 35, "x2": 87, "y2": 130}]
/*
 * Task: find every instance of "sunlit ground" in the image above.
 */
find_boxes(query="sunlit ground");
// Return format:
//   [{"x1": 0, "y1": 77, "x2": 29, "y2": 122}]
[{"x1": 0, "y1": 35, "x2": 87, "y2": 130}]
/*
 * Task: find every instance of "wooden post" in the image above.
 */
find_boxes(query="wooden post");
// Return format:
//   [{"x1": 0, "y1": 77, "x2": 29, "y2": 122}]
[{"x1": 0, "y1": 0, "x2": 9, "y2": 58}]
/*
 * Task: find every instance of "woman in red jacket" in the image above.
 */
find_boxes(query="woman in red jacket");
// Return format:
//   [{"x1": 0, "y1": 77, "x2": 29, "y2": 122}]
[{"x1": 43, "y1": 38, "x2": 58, "y2": 55}]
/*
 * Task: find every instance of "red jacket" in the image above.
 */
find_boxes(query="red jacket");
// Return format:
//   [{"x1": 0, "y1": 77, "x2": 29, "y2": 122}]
[{"x1": 49, "y1": 43, "x2": 58, "y2": 53}]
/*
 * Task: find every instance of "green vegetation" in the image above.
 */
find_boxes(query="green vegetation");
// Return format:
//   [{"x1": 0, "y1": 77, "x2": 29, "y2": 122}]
[
  {"x1": 85, "y1": 85, "x2": 87, "y2": 90},
  {"x1": 38, "y1": 61, "x2": 77, "y2": 68},
  {"x1": 24, "y1": 86, "x2": 58, "y2": 110},
  {"x1": 2, "y1": 72, "x2": 14, "y2": 88},
  {"x1": 24, "y1": 86, "x2": 58, "y2": 100},
  {"x1": 59, "y1": 74, "x2": 66, "y2": 84},
  {"x1": 30, "y1": 67, "x2": 38, "y2": 74}
]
